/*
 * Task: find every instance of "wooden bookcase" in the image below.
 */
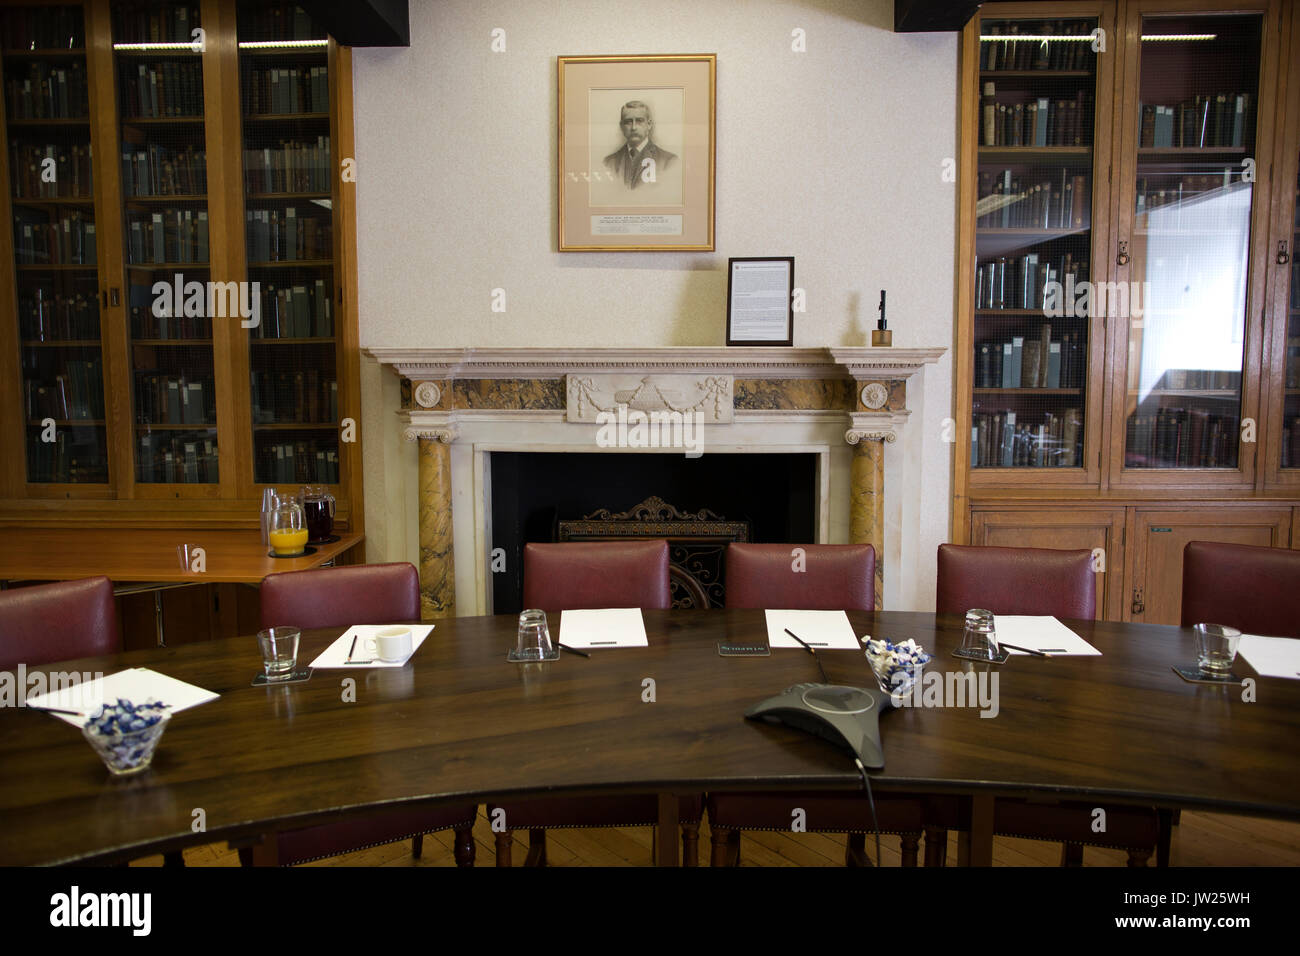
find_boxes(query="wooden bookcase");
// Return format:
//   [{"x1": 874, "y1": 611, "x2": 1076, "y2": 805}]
[
  {"x1": 954, "y1": 0, "x2": 1300, "y2": 623},
  {"x1": 0, "y1": 0, "x2": 362, "y2": 532}
]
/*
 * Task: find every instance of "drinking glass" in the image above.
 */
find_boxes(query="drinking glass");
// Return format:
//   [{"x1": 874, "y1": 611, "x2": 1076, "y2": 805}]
[
  {"x1": 1194, "y1": 623, "x2": 1241, "y2": 677},
  {"x1": 956, "y1": 608, "x2": 1002, "y2": 661},
  {"x1": 260, "y1": 488, "x2": 280, "y2": 546},
  {"x1": 511, "y1": 608, "x2": 557, "y2": 661},
  {"x1": 257, "y1": 627, "x2": 300, "y2": 681}
]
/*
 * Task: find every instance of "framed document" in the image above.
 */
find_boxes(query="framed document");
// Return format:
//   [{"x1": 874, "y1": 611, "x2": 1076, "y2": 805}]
[
  {"x1": 726, "y1": 257, "x2": 794, "y2": 346},
  {"x1": 557, "y1": 54, "x2": 716, "y2": 252}
]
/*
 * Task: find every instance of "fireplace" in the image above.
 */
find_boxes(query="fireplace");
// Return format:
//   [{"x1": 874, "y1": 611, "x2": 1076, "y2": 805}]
[
  {"x1": 489, "y1": 452, "x2": 817, "y2": 613},
  {"x1": 366, "y1": 347, "x2": 945, "y2": 618}
]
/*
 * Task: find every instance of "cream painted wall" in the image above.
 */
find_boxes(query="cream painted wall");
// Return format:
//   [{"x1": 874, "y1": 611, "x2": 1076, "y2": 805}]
[{"x1": 353, "y1": 0, "x2": 958, "y2": 610}]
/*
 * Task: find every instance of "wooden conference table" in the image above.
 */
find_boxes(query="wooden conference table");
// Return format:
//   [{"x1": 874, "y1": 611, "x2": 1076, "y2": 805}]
[{"x1": 1, "y1": 609, "x2": 1297, "y2": 867}]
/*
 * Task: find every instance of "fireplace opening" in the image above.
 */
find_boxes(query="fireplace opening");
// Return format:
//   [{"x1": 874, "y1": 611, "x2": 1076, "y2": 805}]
[{"x1": 489, "y1": 452, "x2": 817, "y2": 614}]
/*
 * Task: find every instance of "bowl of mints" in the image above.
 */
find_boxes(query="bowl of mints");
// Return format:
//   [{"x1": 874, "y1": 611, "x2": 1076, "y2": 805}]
[
  {"x1": 80, "y1": 698, "x2": 170, "y2": 775},
  {"x1": 864, "y1": 637, "x2": 932, "y2": 703}
]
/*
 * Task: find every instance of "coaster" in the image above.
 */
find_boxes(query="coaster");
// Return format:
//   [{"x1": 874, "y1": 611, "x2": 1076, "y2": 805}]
[
  {"x1": 952, "y1": 647, "x2": 1011, "y2": 664},
  {"x1": 507, "y1": 648, "x2": 560, "y2": 662},
  {"x1": 1172, "y1": 665, "x2": 1244, "y2": 685},
  {"x1": 252, "y1": 668, "x2": 313, "y2": 686},
  {"x1": 267, "y1": 545, "x2": 318, "y2": 559},
  {"x1": 308, "y1": 534, "x2": 340, "y2": 545}
]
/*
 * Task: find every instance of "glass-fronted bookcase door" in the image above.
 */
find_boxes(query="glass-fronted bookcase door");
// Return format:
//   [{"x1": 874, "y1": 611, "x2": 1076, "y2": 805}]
[
  {"x1": 1107, "y1": 0, "x2": 1281, "y2": 489},
  {"x1": 962, "y1": 2, "x2": 1116, "y2": 487},
  {"x1": 1263, "y1": 1, "x2": 1300, "y2": 487}
]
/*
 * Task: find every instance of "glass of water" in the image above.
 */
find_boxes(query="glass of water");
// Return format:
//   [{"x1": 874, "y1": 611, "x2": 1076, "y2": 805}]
[
  {"x1": 257, "y1": 627, "x2": 300, "y2": 681},
  {"x1": 1194, "y1": 623, "x2": 1241, "y2": 677},
  {"x1": 512, "y1": 609, "x2": 556, "y2": 662},
  {"x1": 955, "y1": 609, "x2": 1001, "y2": 661}
]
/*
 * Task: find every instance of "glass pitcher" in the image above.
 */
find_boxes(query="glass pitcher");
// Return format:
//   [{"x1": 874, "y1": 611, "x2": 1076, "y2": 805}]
[
  {"x1": 268, "y1": 496, "x2": 308, "y2": 555},
  {"x1": 301, "y1": 485, "x2": 336, "y2": 542}
]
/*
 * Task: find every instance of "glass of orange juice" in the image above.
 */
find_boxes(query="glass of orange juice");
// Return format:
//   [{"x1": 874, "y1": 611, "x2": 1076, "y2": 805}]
[{"x1": 268, "y1": 497, "x2": 308, "y2": 555}]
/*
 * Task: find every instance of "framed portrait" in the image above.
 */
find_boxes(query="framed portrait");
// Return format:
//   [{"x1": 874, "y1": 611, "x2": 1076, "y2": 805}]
[
  {"x1": 557, "y1": 54, "x2": 716, "y2": 252},
  {"x1": 726, "y1": 257, "x2": 794, "y2": 346}
]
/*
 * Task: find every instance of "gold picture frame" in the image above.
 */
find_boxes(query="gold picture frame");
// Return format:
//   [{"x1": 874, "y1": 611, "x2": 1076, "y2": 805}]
[{"x1": 557, "y1": 54, "x2": 716, "y2": 252}]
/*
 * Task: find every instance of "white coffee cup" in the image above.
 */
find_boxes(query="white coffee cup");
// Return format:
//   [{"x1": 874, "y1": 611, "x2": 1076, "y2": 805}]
[{"x1": 364, "y1": 626, "x2": 413, "y2": 663}]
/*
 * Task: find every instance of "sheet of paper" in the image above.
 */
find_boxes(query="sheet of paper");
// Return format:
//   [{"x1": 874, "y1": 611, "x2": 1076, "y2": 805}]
[
  {"x1": 765, "y1": 609, "x2": 860, "y2": 650},
  {"x1": 995, "y1": 616, "x2": 1101, "y2": 656},
  {"x1": 309, "y1": 624, "x2": 434, "y2": 669},
  {"x1": 24, "y1": 667, "x2": 219, "y2": 727},
  {"x1": 1237, "y1": 634, "x2": 1300, "y2": 679},
  {"x1": 558, "y1": 608, "x2": 648, "y2": 648}
]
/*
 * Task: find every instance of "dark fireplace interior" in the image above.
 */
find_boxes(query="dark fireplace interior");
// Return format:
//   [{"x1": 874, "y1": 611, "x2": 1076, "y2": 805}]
[{"x1": 489, "y1": 452, "x2": 817, "y2": 614}]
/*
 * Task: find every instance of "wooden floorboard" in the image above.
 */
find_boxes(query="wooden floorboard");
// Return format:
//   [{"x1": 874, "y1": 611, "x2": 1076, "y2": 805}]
[{"x1": 128, "y1": 808, "x2": 1300, "y2": 867}]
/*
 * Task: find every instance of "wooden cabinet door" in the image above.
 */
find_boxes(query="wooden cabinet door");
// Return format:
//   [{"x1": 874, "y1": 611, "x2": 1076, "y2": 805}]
[
  {"x1": 1127, "y1": 507, "x2": 1291, "y2": 625},
  {"x1": 969, "y1": 507, "x2": 1126, "y2": 620}
]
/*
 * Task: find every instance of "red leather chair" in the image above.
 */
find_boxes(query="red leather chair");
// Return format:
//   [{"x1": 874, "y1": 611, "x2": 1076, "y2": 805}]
[
  {"x1": 250, "y1": 561, "x2": 477, "y2": 867},
  {"x1": 932, "y1": 543, "x2": 1160, "y2": 866},
  {"x1": 490, "y1": 540, "x2": 702, "y2": 865},
  {"x1": 0, "y1": 576, "x2": 120, "y2": 670},
  {"x1": 936, "y1": 543, "x2": 1095, "y2": 619},
  {"x1": 708, "y1": 544, "x2": 924, "y2": 866},
  {"x1": 1181, "y1": 541, "x2": 1300, "y2": 638}
]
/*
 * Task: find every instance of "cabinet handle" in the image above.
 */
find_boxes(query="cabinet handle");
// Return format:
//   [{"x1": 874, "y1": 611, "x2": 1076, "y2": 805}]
[
  {"x1": 1116, "y1": 240, "x2": 1130, "y2": 266},
  {"x1": 110, "y1": 287, "x2": 120, "y2": 307},
  {"x1": 1279, "y1": 241, "x2": 1291, "y2": 265},
  {"x1": 102, "y1": 289, "x2": 109, "y2": 309},
  {"x1": 1131, "y1": 587, "x2": 1144, "y2": 615}
]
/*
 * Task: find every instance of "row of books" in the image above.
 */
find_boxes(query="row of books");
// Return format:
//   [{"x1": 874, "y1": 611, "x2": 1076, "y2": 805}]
[
  {"x1": 25, "y1": 359, "x2": 104, "y2": 421},
  {"x1": 113, "y1": 5, "x2": 199, "y2": 45},
  {"x1": 137, "y1": 434, "x2": 217, "y2": 484},
  {"x1": 4, "y1": 62, "x2": 89, "y2": 120},
  {"x1": 13, "y1": 211, "x2": 95, "y2": 265},
  {"x1": 1150, "y1": 370, "x2": 1241, "y2": 391},
  {"x1": 121, "y1": 144, "x2": 207, "y2": 197},
  {"x1": 251, "y1": 370, "x2": 338, "y2": 425},
  {"x1": 256, "y1": 441, "x2": 339, "y2": 485},
  {"x1": 27, "y1": 432, "x2": 107, "y2": 484},
  {"x1": 977, "y1": 168, "x2": 1089, "y2": 230},
  {"x1": 129, "y1": 306, "x2": 212, "y2": 341},
  {"x1": 1140, "y1": 95, "x2": 1252, "y2": 150},
  {"x1": 976, "y1": 329, "x2": 1087, "y2": 390},
  {"x1": 240, "y1": 5, "x2": 319, "y2": 43},
  {"x1": 980, "y1": 21, "x2": 1096, "y2": 73},
  {"x1": 126, "y1": 209, "x2": 209, "y2": 264},
  {"x1": 1135, "y1": 173, "x2": 1243, "y2": 219},
  {"x1": 243, "y1": 137, "x2": 331, "y2": 193},
  {"x1": 1124, "y1": 407, "x2": 1238, "y2": 468},
  {"x1": 19, "y1": 290, "x2": 99, "y2": 341},
  {"x1": 0, "y1": 8, "x2": 83, "y2": 50},
  {"x1": 975, "y1": 253, "x2": 1088, "y2": 312},
  {"x1": 981, "y1": 86, "x2": 1092, "y2": 148},
  {"x1": 971, "y1": 409, "x2": 1083, "y2": 468},
  {"x1": 118, "y1": 61, "x2": 204, "y2": 119},
  {"x1": 11, "y1": 142, "x2": 93, "y2": 200},
  {"x1": 243, "y1": 66, "x2": 329, "y2": 116},
  {"x1": 134, "y1": 374, "x2": 215, "y2": 426},
  {"x1": 250, "y1": 281, "x2": 334, "y2": 339},
  {"x1": 245, "y1": 207, "x2": 331, "y2": 262}
]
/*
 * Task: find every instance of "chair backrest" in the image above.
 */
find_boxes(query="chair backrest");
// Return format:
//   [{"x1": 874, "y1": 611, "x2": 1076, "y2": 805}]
[
  {"x1": 725, "y1": 543, "x2": 875, "y2": 610},
  {"x1": 936, "y1": 543, "x2": 1096, "y2": 619},
  {"x1": 260, "y1": 562, "x2": 421, "y2": 630},
  {"x1": 1181, "y1": 540, "x2": 1300, "y2": 637},
  {"x1": 521, "y1": 540, "x2": 671, "y2": 611},
  {"x1": 0, "y1": 576, "x2": 121, "y2": 669}
]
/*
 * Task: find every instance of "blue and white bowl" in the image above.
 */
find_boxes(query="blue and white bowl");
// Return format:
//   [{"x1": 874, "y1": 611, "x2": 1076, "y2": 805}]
[
  {"x1": 80, "y1": 698, "x2": 170, "y2": 775},
  {"x1": 864, "y1": 637, "x2": 932, "y2": 701}
]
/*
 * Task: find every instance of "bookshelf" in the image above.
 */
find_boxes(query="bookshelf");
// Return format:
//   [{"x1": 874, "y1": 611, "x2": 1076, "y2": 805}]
[
  {"x1": 0, "y1": 0, "x2": 361, "y2": 532},
  {"x1": 954, "y1": 0, "x2": 1297, "y2": 623}
]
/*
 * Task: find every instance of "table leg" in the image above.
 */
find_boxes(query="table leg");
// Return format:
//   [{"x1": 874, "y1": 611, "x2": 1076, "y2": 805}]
[
  {"x1": 957, "y1": 794, "x2": 994, "y2": 866},
  {"x1": 154, "y1": 590, "x2": 166, "y2": 647},
  {"x1": 656, "y1": 792, "x2": 679, "y2": 867}
]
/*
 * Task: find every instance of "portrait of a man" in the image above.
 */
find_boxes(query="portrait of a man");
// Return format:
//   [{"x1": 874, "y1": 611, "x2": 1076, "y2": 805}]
[{"x1": 604, "y1": 100, "x2": 677, "y2": 190}]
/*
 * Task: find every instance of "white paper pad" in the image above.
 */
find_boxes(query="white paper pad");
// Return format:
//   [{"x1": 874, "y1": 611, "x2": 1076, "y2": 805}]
[
  {"x1": 558, "y1": 608, "x2": 648, "y2": 648},
  {"x1": 1237, "y1": 635, "x2": 1300, "y2": 679},
  {"x1": 765, "y1": 609, "x2": 860, "y2": 650},
  {"x1": 310, "y1": 624, "x2": 434, "y2": 669},
  {"x1": 995, "y1": 616, "x2": 1100, "y2": 656},
  {"x1": 24, "y1": 667, "x2": 219, "y2": 727}
]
